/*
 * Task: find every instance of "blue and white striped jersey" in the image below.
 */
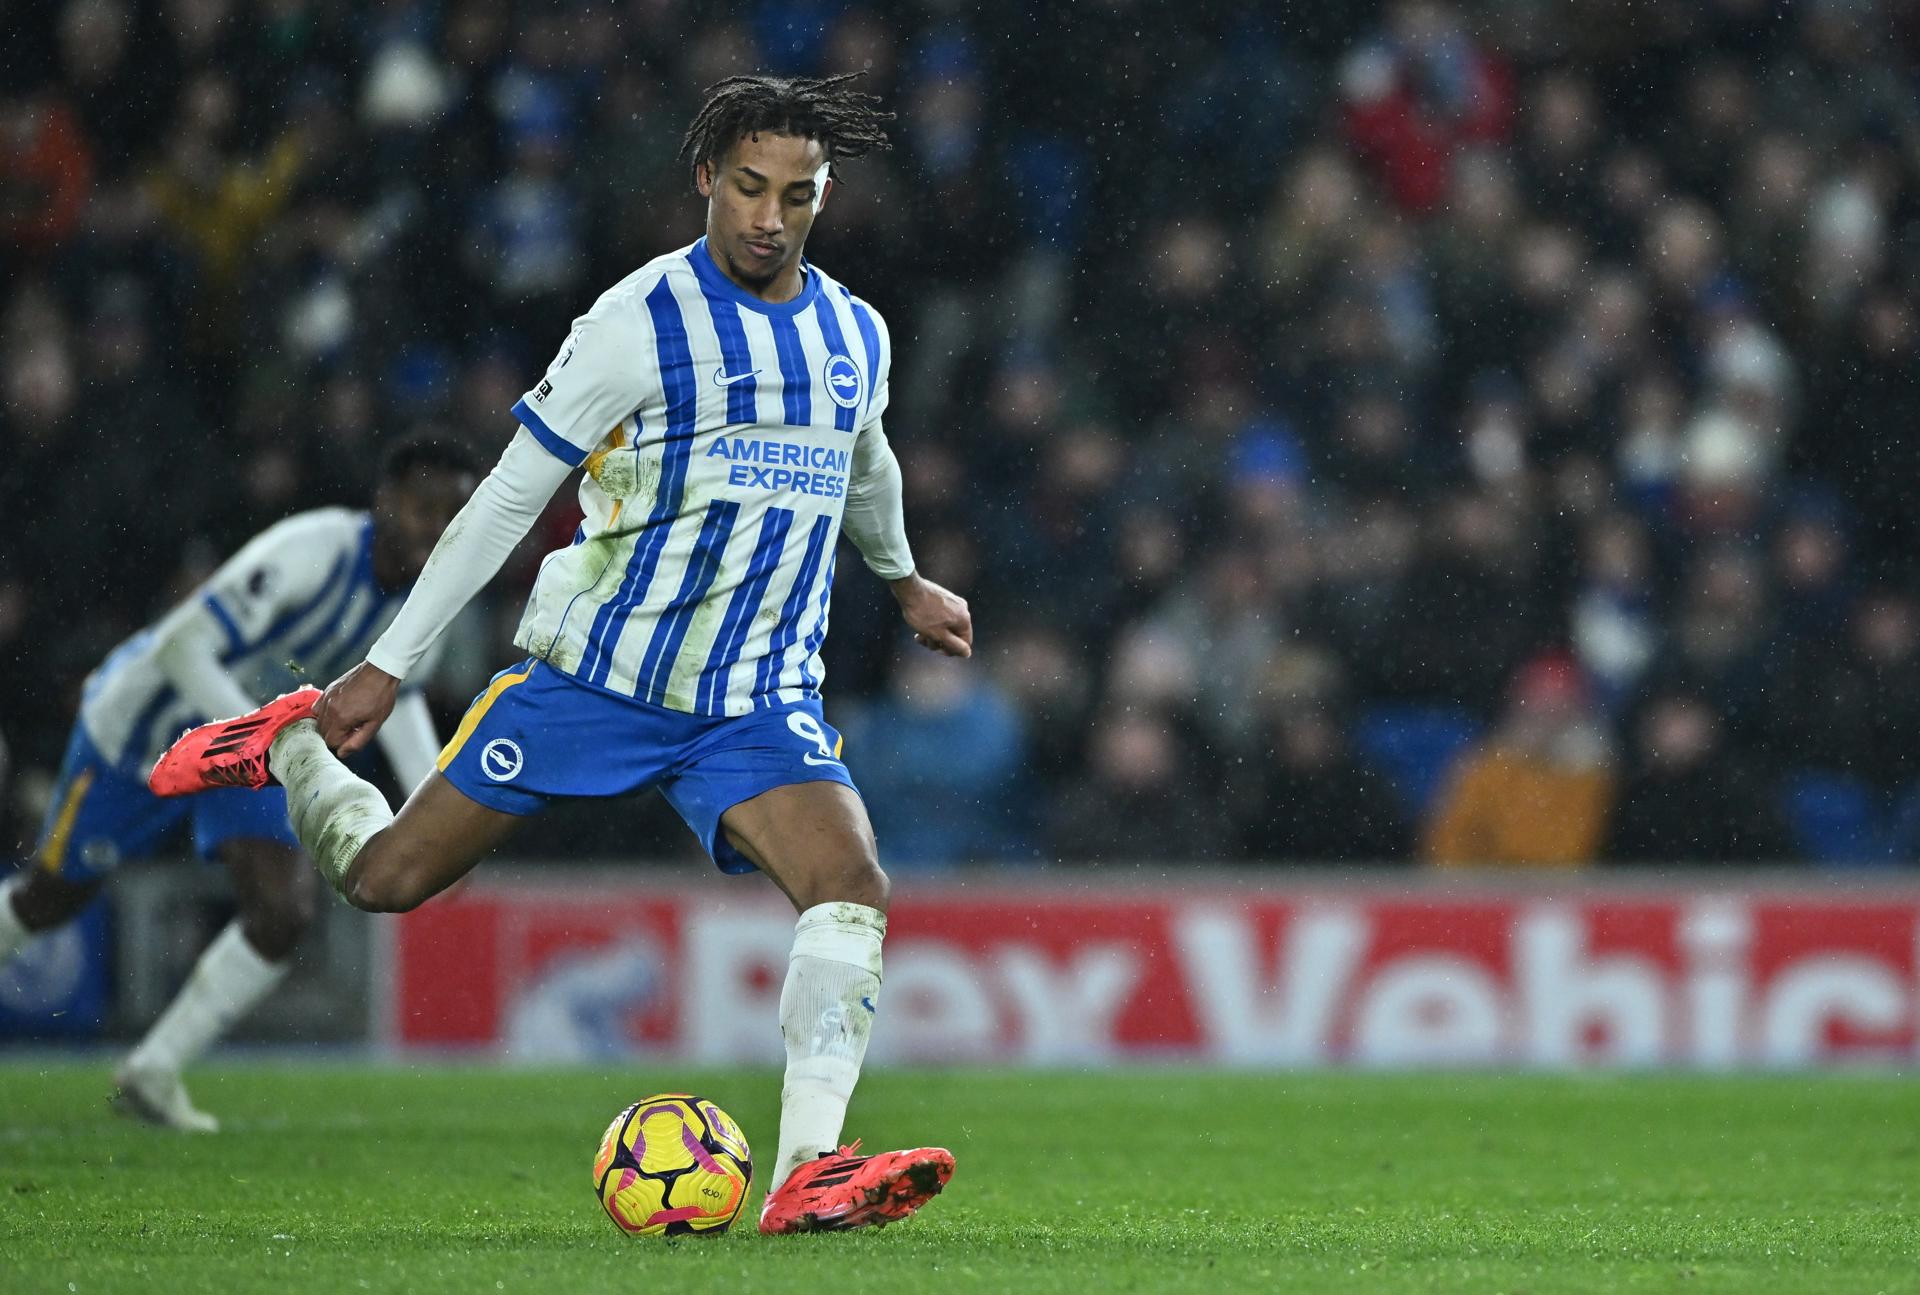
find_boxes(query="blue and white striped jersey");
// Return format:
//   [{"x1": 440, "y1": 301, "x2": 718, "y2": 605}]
[
  {"x1": 508, "y1": 237, "x2": 891, "y2": 716},
  {"x1": 82, "y1": 508, "x2": 441, "y2": 768}
]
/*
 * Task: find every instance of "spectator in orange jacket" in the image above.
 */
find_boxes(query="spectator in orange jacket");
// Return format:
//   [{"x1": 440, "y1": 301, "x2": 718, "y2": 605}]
[{"x1": 1423, "y1": 654, "x2": 1616, "y2": 868}]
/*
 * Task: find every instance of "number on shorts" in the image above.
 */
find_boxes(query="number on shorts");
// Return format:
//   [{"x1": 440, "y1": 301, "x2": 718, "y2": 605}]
[{"x1": 786, "y1": 712, "x2": 835, "y2": 759}]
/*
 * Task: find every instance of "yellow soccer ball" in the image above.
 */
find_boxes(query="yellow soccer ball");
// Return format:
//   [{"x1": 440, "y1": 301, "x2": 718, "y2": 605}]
[{"x1": 592, "y1": 1094, "x2": 753, "y2": 1237}]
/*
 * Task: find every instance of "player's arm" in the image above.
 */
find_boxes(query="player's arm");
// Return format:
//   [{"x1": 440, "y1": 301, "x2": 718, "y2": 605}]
[
  {"x1": 844, "y1": 417, "x2": 971, "y2": 659},
  {"x1": 316, "y1": 297, "x2": 658, "y2": 755},
  {"x1": 150, "y1": 514, "x2": 345, "y2": 729},
  {"x1": 150, "y1": 605, "x2": 261, "y2": 725},
  {"x1": 315, "y1": 429, "x2": 571, "y2": 754}
]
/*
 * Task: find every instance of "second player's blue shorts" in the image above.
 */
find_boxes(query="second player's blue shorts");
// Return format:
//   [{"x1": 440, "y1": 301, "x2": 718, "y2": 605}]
[
  {"x1": 436, "y1": 659, "x2": 859, "y2": 874},
  {"x1": 31, "y1": 722, "x2": 298, "y2": 883}
]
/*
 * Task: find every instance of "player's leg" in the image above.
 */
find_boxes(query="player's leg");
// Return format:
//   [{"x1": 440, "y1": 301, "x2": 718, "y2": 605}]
[
  {"x1": 270, "y1": 717, "x2": 520, "y2": 912},
  {"x1": 225, "y1": 667, "x2": 538, "y2": 909},
  {"x1": 114, "y1": 832, "x2": 311, "y2": 1133},
  {"x1": 719, "y1": 780, "x2": 890, "y2": 911},
  {"x1": 149, "y1": 666, "x2": 581, "y2": 911},
  {"x1": 337, "y1": 772, "x2": 522, "y2": 911},
  {"x1": 1, "y1": 725, "x2": 154, "y2": 961},
  {"x1": 719, "y1": 780, "x2": 950, "y2": 1230},
  {"x1": 663, "y1": 700, "x2": 951, "y2": 1232},
  {"x1": 221, "y1": 836, "x2": 317, "y2": 962},
  {"x1": 719, "y1": 781, "x2": 889, "y2": 1171}
]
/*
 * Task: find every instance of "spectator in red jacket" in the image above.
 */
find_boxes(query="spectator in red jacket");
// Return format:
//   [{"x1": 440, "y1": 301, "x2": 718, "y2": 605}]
[
  {"x1": 1341, "y1": 1, "x2": 1515, "y2": 213},
  {"x1": 0, "y1": 92, "x2": 94, "y2": 254}
]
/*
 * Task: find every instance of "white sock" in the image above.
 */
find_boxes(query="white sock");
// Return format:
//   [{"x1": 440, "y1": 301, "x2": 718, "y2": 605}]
[
  {"x1": 268, "y1": 719, "x2": 393, "y2": 895},
  {"x1": 125, "y1": 921, "x2": 288, "y2": 1074},
  {"x1": 771, "y1": 902, "x2": 886, "y2": 1192},
  {"x1": 0, "y1": 876, "x2": 34, "y2": 963}
]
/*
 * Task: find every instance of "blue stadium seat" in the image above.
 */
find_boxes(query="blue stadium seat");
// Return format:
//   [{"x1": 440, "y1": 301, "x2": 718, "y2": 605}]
[
  {"x1": 1888, "y1": 781, "x2": 1920, "y2": 864},
  {"x1": 1782, "y1": 770, "x2": 1900, "y2": 867},
  {"x1": 1353, "y1": 702, "x2": 1482, "y2": 819}
]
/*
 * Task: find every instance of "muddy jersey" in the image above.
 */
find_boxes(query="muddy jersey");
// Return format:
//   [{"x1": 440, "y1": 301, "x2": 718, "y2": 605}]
[{"x1": 507, "y1": 237, "x2": 890, "y2": 716}]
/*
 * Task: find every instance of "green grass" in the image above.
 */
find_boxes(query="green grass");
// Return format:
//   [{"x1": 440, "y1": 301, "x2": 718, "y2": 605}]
[{"x1": 1, "y1": 1064, "x2": 1917, "y2": 1294}]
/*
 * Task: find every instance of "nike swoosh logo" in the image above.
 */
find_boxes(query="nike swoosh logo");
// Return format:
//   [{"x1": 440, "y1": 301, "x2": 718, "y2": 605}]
[
  {"x1": 713, "y1": 367, "x2": 761, "y2": 387},
  {"x1": 802, "y1": 753, "x2": 839, "y2": 767}
]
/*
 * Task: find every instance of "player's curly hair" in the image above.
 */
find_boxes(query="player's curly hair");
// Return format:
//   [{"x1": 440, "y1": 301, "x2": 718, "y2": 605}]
[
  {"x1": 380, "y1": 430, "x2": 480, "y2": 483},
  {"x1": 678, "y1": 72, "x2": 893, "y2": 192}
]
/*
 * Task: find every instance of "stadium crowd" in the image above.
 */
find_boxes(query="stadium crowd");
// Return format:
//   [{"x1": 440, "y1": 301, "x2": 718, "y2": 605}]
[{"x1": 4, "y1": 0, "x2": 1920, "y2": 868}]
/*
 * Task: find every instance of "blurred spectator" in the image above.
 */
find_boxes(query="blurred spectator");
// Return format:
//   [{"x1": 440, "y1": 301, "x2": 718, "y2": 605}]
[
  {"x1": 1606, "y1": 692, "x2": 1791, "y2": 863},
  {"x1": 1639, "y1": 547, "x2": 1775, "y2": 749},
  {"x1": 1140, "y1": 550, "x2": 1286, "y2": 755},
  {"x1": 1770, "y1": 501, "x2": 1852, "y2": 651},
  {"x1": 1423, "y1": 654, "x2": 1615, "y2": 868},
  {"x1": 840, "y1": 643, "x2": 1030, "y2": 867},
  {"x1": 1771, "y1": 590, "x2": 1920, "y2": 799},
  {"x1": 1, "y1": 91, "x2": 94, "y2": 255},
  {"x1": 988, "y1": 623, "x2": 1096, "y2": 787},
  {"x1": 979, "y1": 422, "x2": 1124, "y2": 641},
  {"x1": 1516, "y1": 67, "x2": 1602, "y2": 227},
  {"x1": 1803, "y1": 288, "x2": 1920, "y2": 581},
  {"x1": 1260, "y1": 146, "x2": 1370, "y2": 312},
  {"x1": 1570, "y1": 513, "x2": 1660, "y2": 709},
  {"x1": 1049, "y1": 708, "x2": 1231, "y2": 864},
  {"x1": 56, "y1": 0, "x2": 151, "y2": 175},
  {"x1": 1378, "y1": 490, "x2": 1548, "y2": 711},
  {"x1": 1231, "y1": 655, "x2": 1408, "y2": 861},
  {"x1": 145, "y1": 72, "x2": 309, "y2": 370},
  {"x1": 1341, "y1": 1, "x2": 1515, "y2": 213}
]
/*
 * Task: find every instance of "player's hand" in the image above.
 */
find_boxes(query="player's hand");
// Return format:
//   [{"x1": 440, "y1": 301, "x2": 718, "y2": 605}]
[
  {"x1": 892, "y1": 573, "x2": 972, "y2": 658},
  {"x1": 314, "y1": 661, "x2": 401, "y2": 757}
]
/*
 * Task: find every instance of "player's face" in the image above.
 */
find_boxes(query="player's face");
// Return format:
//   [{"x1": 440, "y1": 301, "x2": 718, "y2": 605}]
[
  {"x1": 372, "y1": 469, "x2": 475, "y2": 591},
  {"x1": 697, "y1": 132, "x2": 832, "y2": 298}
]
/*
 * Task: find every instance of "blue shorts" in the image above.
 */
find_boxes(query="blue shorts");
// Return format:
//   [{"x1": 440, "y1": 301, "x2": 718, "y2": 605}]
[
  {"x1": 30, "y1": 723, "x2": 297, "y2": 883},
  {"x1": 436, "y1": 659, "x2": 858, "y2": 874}
]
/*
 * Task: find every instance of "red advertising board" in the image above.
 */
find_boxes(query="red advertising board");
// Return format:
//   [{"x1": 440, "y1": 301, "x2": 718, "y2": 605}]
[{"x1": 380, "y1": 874, "x2": 1920, "y2": 1068}]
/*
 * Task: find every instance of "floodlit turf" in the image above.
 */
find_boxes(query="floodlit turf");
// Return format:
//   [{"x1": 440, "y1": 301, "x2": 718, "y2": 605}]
[{"x1": 1, "y1": 1064, "x2": 1917, "y2": 1294}]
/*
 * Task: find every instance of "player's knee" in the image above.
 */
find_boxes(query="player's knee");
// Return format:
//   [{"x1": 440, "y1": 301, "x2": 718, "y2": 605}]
[
  {"x1": 843, "y1": 837, "x2": 890, "y2": 911},
  {"x1": 344, "y1": 867, "x2": 422, "y2": 913},
  {"x1": 342, "y1": 850, "x2": 434, "y2": 914},
  {"x1": 838, "y1": 817, "x2": 888, "y2": 908},
  {"x1": 797, "y1": 855, "x2": 889, "y2": 913}
]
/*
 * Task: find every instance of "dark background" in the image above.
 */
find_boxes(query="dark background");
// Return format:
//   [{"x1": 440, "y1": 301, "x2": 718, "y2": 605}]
[{"x1": 4, "y1": 0, "x2": 1919, "y2": 869}]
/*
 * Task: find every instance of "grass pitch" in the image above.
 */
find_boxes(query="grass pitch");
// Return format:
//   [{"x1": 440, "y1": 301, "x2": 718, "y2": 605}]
[{"x1": 0, "y1": 1064, "x2": 1916, "y2": 1294}]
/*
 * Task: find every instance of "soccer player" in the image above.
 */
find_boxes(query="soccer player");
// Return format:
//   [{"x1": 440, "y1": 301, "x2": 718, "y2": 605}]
[
  {"x1": 151, "y1": 74, "x2": 969, "y2": 1232},
  {"x1": 0, "y1": 435, "x2": 477, "y2": 1130}
]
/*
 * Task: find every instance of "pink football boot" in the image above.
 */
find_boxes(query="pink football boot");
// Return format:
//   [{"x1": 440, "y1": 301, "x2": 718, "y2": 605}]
[
  {"x1": 147, "y1": 688, "x2": 322, "y2": 797},
  {"x1": 758, "y1": 1140, "x2": 954, "y2": 1234}
]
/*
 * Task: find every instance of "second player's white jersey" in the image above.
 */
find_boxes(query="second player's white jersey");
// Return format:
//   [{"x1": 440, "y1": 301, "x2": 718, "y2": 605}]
[
  {"x1": 509, "y1": 238, "x2": 891, "y2": 716},
  {"x1": 82, "y1": 508, "x2": 439, "y2": 768}
]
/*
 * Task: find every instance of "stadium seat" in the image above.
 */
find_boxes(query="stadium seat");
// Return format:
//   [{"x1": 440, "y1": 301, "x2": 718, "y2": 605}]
[
  {"x1": 1781, "y1": 770, "x2": 1902, "y2": 867},
  {"x1": 1887, "y1": 781, "x2": 1920, "y2": 865},
  {"x1": 1353, "y1": 702, "x2": 1483, "y2": 819}
]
